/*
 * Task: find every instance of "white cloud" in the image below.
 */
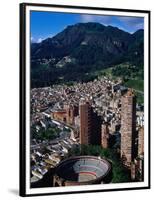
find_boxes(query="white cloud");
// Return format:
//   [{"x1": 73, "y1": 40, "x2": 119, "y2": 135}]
[
  {"x1": 118, "y1": 17, "x2": 144, "y2": 30},
  {"x1": 31, "y1": 37, "x2": 35, "y2": 42},
  {"x1": 80, "y1": 15, "x2": 144, "y2": 33},
  {"x1": 37, "y1": 38, "x2": 43, "y2": 43},
  {"x1": 80, "y1": 15, "x2": 95, "y2": 22},
  {"x1": 80, "y1": 14, "x2": 112, "y2": 25},
  {"x1": 31, "y1": 34, "x2": 54, "y2": 43}
]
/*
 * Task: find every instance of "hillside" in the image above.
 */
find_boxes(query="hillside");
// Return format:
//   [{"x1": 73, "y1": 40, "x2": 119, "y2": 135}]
[{"x1": 31, "y1": 22, "x2": 144, "y2": 88}]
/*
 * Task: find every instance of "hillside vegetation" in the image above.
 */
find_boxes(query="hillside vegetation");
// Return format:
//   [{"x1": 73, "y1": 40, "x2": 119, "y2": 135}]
[{"x1": 31, "y1": 22, "x2": 144, "y2": 90}]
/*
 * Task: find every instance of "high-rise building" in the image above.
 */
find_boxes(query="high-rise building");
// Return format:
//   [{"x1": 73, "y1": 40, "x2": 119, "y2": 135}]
[
  {"x1": 101, "y1": 123, "x2": 109, "y2": 149},
  {"x1": 79, "y1": 100, "x2": 101, "y2": 145},
  {"x1": 121, "y1": 89, "x2": 136, "y2": 167},
  {"x1": 79, "y1": 100, "x2": 93, "y2": 145}
]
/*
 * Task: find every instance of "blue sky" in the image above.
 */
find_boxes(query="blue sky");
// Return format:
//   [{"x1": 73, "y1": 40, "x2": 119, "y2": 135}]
[{"x1": 30, "y1": 11, "x2": 144, "y2": 43}]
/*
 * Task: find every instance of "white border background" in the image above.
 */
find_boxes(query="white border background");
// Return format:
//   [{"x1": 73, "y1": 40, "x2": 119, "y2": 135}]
[
  {"x1": 25, "y1": 5, "x2": 149, "y2": 195},
  {"x1": 0, "y1": 0, "x2": 153, "y2": 200}
]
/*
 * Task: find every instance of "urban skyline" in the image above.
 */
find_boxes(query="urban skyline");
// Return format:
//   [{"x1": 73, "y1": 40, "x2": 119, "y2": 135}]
[{"x1": 30, "y1": 77, "x2": 144, "y2": 186}]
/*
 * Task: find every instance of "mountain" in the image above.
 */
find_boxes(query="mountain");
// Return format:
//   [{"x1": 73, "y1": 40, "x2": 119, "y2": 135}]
[
  {"x1": 31, "y1": 22, "x2": 144, "y2": 88},
  {"x1": 126, "y1": 29, "x2": 144, "y2": 65}
]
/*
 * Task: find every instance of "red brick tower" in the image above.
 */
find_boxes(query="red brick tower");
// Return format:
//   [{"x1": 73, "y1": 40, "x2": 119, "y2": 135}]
[
  {"x1": 79, "y1": 100, "x2": 93, "y2": 145},
  {"x1": 121, "y1": 89, "x2": 136, "y2": 167}
]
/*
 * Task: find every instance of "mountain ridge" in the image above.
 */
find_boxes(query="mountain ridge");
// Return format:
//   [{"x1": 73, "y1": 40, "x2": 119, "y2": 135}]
[{"x1": 31, "y1": 22, "x2": 144, "y2": 88}]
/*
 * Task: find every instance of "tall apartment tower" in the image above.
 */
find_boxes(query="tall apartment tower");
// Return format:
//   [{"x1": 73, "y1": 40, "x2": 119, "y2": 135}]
[
  {"x1": 101, "y1": 123, "x2": 109, "y2": 149},
  {"x1": 121, "y1": 89, "x2": 136, "y2": 167},
  {"x1": 79, "y1": 100, "x2": 93, "y2": 145}
]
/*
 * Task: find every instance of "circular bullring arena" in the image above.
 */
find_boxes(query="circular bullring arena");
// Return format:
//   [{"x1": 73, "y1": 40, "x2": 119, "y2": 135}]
[{"x1": 53, "y1": 156, "x2": 112, "y2": 186}]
